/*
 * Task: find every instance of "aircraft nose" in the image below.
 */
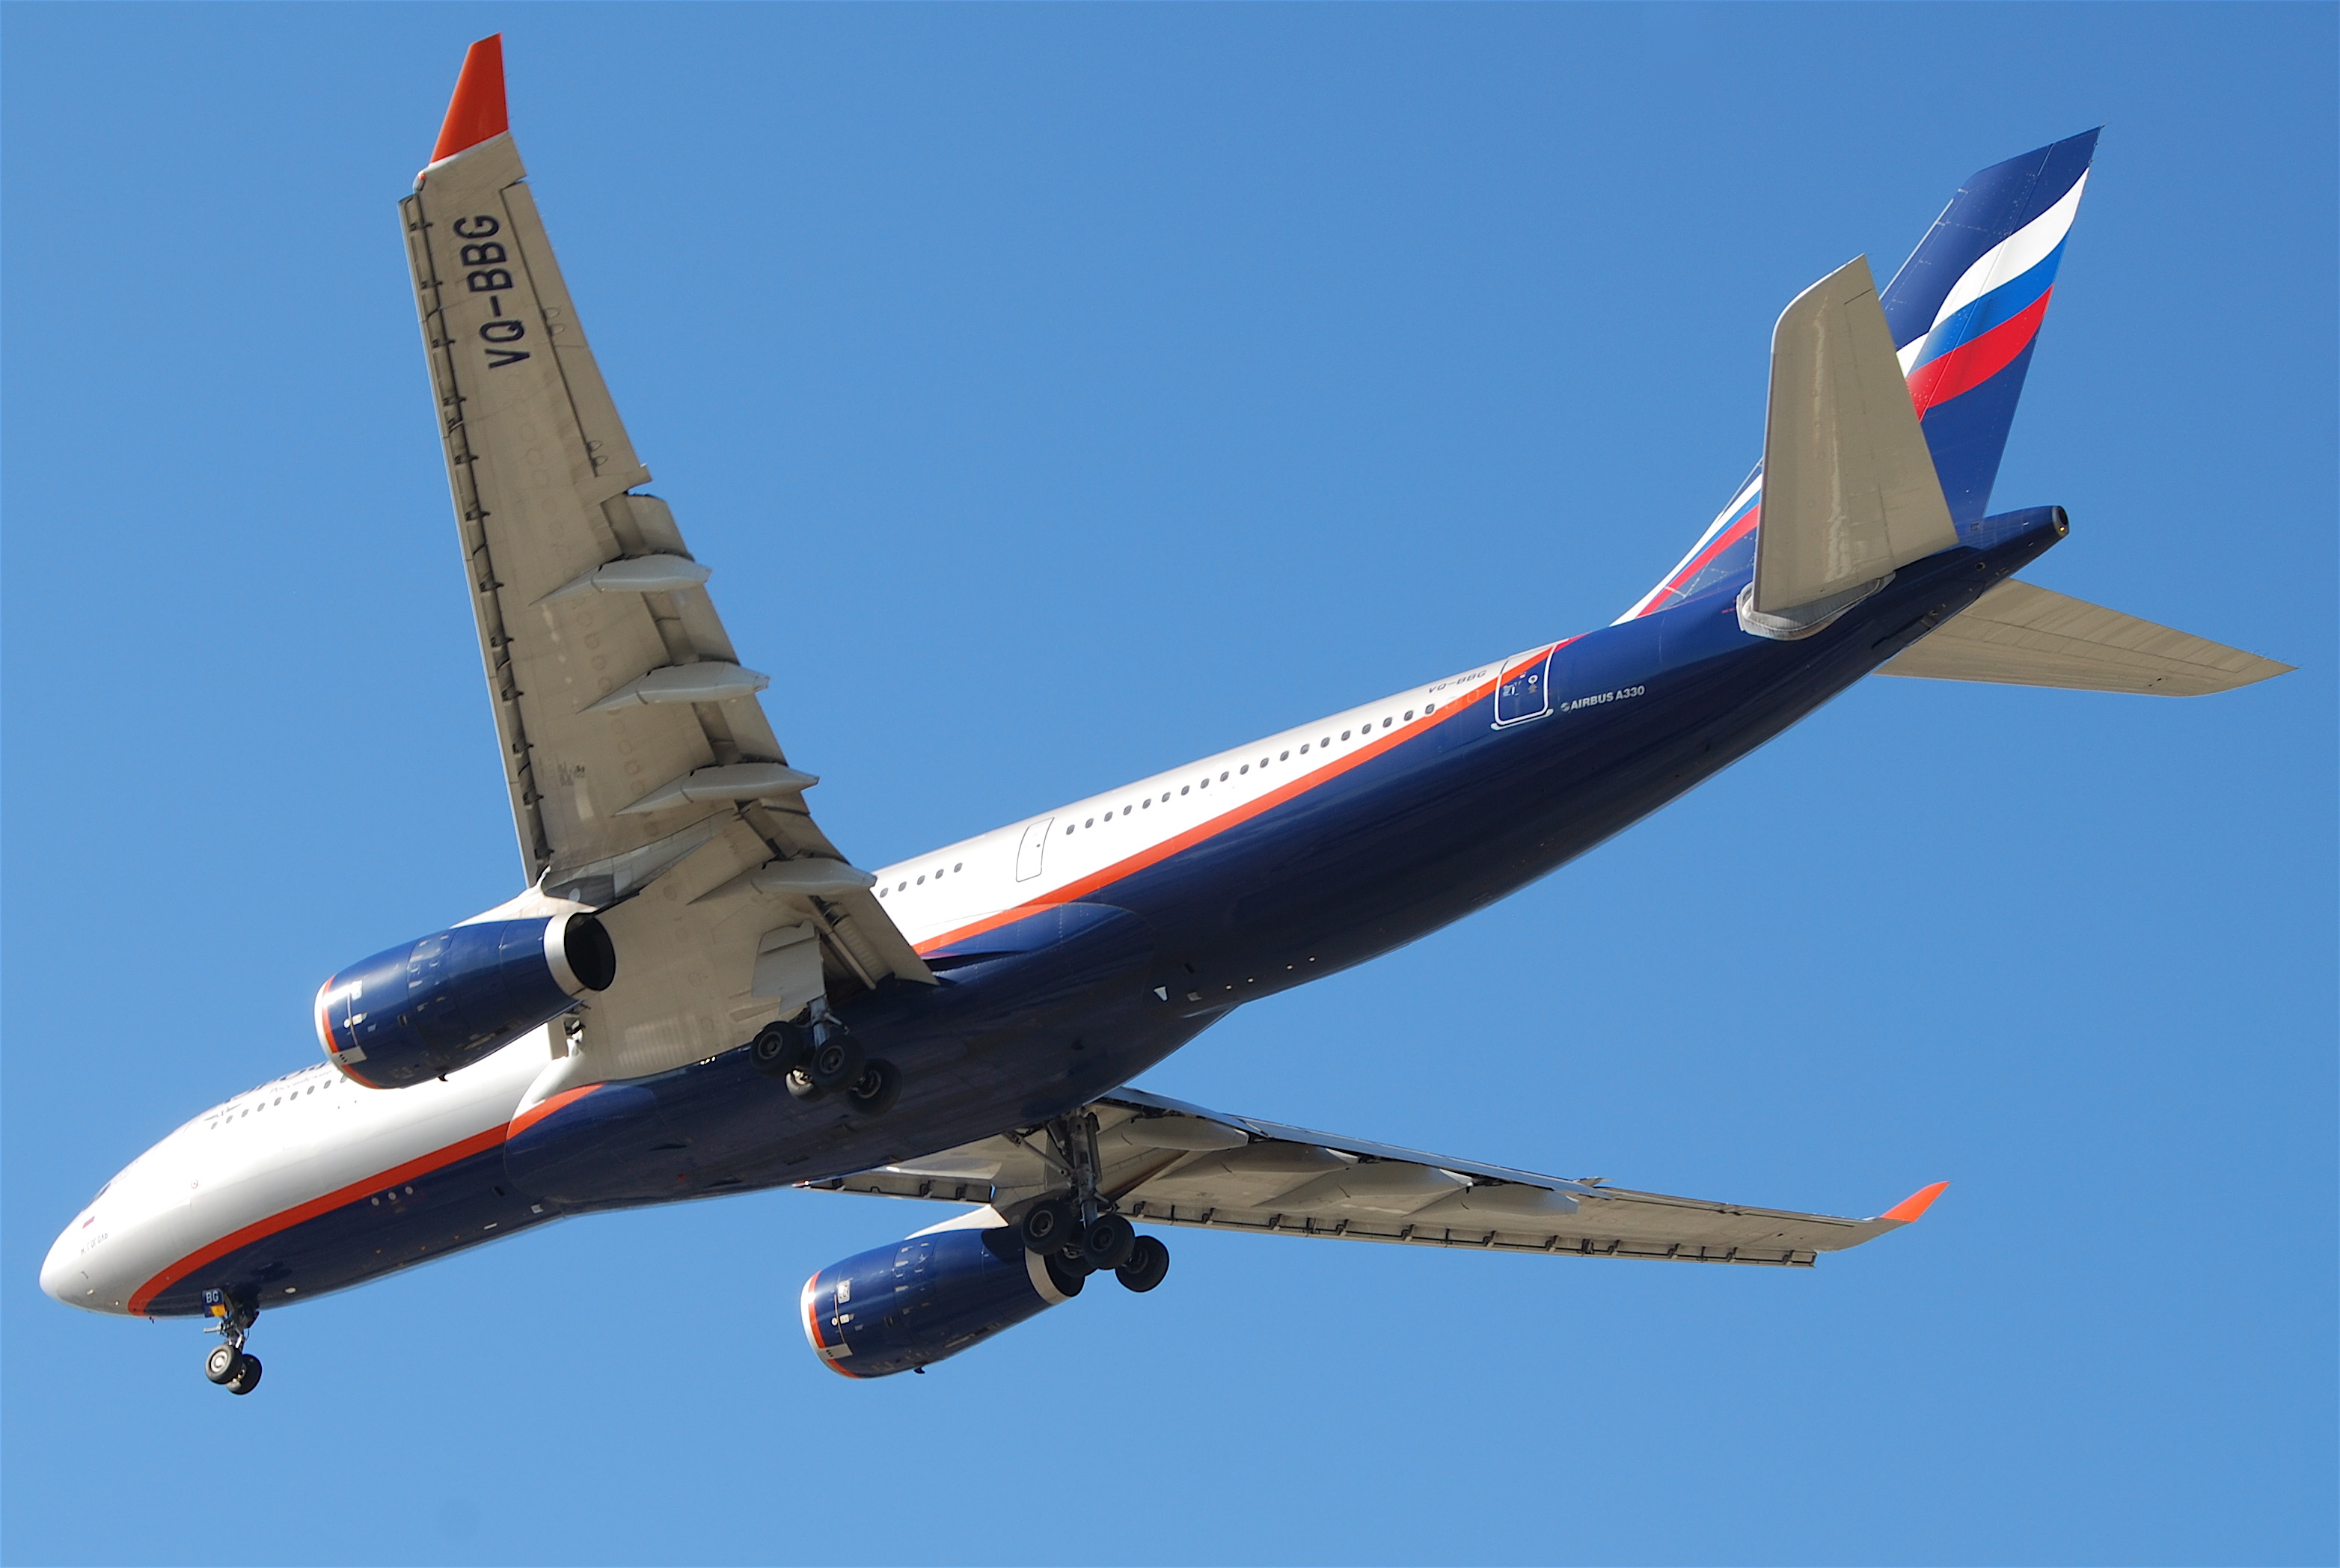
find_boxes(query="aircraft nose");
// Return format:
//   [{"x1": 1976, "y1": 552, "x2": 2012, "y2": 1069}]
[{"x1": 41, "y1": 1216, "x2": 98, "y2": 1308}]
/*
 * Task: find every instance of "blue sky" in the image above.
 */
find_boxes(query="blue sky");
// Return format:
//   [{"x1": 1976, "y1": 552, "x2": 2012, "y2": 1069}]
[{"x1": 4, "y1": 5, "x2": 2332, "y2": 1564}]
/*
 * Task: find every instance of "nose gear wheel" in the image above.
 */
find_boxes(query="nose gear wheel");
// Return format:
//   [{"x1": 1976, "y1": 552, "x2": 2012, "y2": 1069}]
[{"x1": 199, "y1": 1290, "x2": 264, "y2": 1394}]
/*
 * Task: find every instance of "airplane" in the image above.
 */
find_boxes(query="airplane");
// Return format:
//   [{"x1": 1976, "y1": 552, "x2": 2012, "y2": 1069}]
[{"x1": 41, "y1": 37, "x2": 2291, "y2": 1392}]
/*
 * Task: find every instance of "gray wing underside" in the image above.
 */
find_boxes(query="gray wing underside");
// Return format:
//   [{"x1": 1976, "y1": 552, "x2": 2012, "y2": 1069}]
[
  {"x1": 402, "y1": 132, "x2": 930, "y2": 1083},
  {"x1": 808, "y1": 1091, "x2": 1929, "y2": 1267},
  {"x1": 1876, "y1": 578, "x2": 2292, "y2": 696}
]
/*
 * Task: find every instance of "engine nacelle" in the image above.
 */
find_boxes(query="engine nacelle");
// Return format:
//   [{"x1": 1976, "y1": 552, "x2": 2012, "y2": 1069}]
[
  {"x1": 314, "y1": 914, "x2": 616, "y2": 1088},
  {"x1": 801, "y1": 1224, "x2": 1082, "y2": 1379}
]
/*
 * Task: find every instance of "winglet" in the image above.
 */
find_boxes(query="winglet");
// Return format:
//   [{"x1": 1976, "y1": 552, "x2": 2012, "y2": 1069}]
[
  {"x1": 429, "y1": 34, "x2": 508, "y2": 164},
  {"x1": 1881, "y1": 1180, "x2": 1950, "y2": 1224}
]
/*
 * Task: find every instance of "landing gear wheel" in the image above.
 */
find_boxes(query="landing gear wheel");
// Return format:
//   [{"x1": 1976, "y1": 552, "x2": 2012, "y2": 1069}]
[
  {"x1": 806, "y1": 1034, "x2": 866, "y2": 1093},
  {"x1": 1019, "y1": 1198, "x2": 1079, "y2": 1255},
  {"x1": 224, "y1": 1353, "x2": 263, "y2": 1395},
  {"x1": 842, "y1": 1059, "x2": 901, "y2": 1116},
  {"x1": 783, "y1": 1068, "x2": 827, "y2": 1102},
  {"x1": 1041, "y1": 1251, "x2": 1088, "y2": 1297},
  {"x1": 1080, "y1": 1212, "x2": 1136, "y2": 1272},
  {"x1": 205, "y1": 1344, "x2": 242, "y2": 1385},
  {"x1": 1115, "y1": 1234, "x2": 1171, "y2": 1293},
  {"x1": 750, "y1": 1021, "x2": 806, "y2": 1077}
]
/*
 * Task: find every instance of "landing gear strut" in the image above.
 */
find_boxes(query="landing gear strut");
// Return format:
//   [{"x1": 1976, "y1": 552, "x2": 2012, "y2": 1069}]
[
  {"x1": 1012, "y1": 1113, "x2": 1171, "y2": 1293},
  {"x1": 750, "y1": 1001, "x2": 900, "y2": 1115},
  {"x1": 200, "y1": 1289, "x2": 263, "y2": 1395}
]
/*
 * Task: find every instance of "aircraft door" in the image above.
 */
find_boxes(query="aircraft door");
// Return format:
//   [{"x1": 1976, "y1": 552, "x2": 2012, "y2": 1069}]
[
  {"x1": 1014, "y1": 818, "x2": 1053, "y2": 882},
  {"x1": 1495, "y1": 644, "x2": 1556, "y2": 726}
]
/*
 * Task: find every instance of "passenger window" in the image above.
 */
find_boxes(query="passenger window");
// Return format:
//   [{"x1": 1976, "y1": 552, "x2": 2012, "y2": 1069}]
[
  {"x1": 1141, "y1": 798, "x2": 1151, "y2": 809},
  {"x1": 1321, "y1": 736, "x2": 1332, "y2": 747},
  {"x1": 1299, "y1": 744, "x2": 1309, "y2": 755},
  {"x1": 916, "y1": 875, "x2": 925, "y2": 885},
  {"x1": 1341, "y1": 730, "x2": 1351, "y2": 741},
  {"x1": 1123, "y1": 806, "x2": 1131, "y2": 816},
  {"x1": 954, "y1": 863, "x2": 963, "y2": 872},
  {"x1": 1382, "y1": 717, "x2": 1393, "y2": 729},
  {"x1": 1403, "y1": 710, "x2": 1413, "y2": 720},
  {"x1": 1424, "y1": 703, "x2": 1435, "y2": 714},
  {"x1": 1278, "y1": 750, "x2": 1288, "y2": 761},
  {"x1": 1240, "y1": 765, "x2": 1249, "y2": 775},
  {"x1": 1181, "y1": 785, "x2": 1190, "y2": 795},
  {"x1": 1219, "y1": 771, "x2": 1229, "y2": 782},
  {"x1": 1085, "y1": 818, "x2": 1094, "y2": 828}
]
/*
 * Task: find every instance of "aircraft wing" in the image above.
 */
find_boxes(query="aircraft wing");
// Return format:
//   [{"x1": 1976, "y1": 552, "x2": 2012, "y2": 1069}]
[
  {"x1": 807, "y1": 1090, "x2": 1944, "y2": 1267},
  {"x1": 1875, "y1": 578, "x2": 2292, "y2": 696},
  {"x1": 402, "y1": 40, "x2": 931, "y2": 1084}
]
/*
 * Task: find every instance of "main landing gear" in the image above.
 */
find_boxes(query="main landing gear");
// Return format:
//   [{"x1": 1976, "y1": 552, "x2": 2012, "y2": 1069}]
[
  {"x1": 750, "y1": 1001, "x2": 901, "y2": 1115},
  {"x1": 1015, "y1": 1113, "x2": 1173, "y2": 1294},
  {"x1": 200, "y1": 1289, "x2": 263, "y2": 1395}
]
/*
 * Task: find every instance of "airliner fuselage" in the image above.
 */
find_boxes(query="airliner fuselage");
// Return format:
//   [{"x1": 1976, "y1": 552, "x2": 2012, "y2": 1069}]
[{"x1": 41, "y1": 504, "x2": 2060, "y2": 1321}]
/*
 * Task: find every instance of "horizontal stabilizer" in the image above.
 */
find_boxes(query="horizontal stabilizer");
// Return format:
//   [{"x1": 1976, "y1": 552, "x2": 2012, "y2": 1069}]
[
  {"x1": 1753, "y1": 256, "x2": 1960, "y2": 631},
  {"x1": 1877, "y1": 579, "x2": 2293, "y2": 696}
]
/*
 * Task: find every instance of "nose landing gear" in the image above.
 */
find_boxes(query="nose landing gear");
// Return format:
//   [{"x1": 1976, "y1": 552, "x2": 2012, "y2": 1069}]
[
  {"x1": 200, "y1": 1289, "x2": 263, "y2": 1395},
  {"x1": 1011, "y1": 1114, "x2": 1173, "y2": 1294}
]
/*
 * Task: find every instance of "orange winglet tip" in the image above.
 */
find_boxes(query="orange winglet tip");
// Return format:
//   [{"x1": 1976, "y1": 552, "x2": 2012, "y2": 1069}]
[
  {"x1": 429, "y1": 34, "x2": 508, "y2": 165},
  {"x1": 1881, "y1": 1180, "x2": 1950, "y2": 1224}
]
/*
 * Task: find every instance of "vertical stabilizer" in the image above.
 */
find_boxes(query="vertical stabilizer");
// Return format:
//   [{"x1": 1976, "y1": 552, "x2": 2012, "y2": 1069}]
[
  {"x1": 1620, "y1": 131, "x2": 2098, "y2": 623},
  {"x1": 1880, "y1": 129, "x2": 2098, "y2": 525}
]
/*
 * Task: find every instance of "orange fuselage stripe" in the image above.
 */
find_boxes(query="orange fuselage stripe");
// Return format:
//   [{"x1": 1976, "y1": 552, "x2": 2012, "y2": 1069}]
[
  {"x1": 912, "y1": 670, "x2": 1506, "y2": 956},
  {"x1": 127, "y1": 1082, "x2": 606, "y2": 1315}
]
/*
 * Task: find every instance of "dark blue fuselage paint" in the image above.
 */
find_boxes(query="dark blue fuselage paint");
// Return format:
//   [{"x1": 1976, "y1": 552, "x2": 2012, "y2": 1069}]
[{"x1": 151, "y1": 509, "x2": 2064, "y2": 1316}]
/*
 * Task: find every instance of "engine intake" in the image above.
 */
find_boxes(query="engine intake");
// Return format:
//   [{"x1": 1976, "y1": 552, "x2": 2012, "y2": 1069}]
[
  {"x1": 314, "y1": 914, "x2": 616, "y2": 1088},
  {"x1": 801, "y1": 1225, "x2": 1081, "y2": 1379}
]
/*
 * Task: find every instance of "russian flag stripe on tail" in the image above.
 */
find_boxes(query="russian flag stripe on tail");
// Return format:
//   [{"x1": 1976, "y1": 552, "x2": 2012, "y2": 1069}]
[
  {"x1": 1880, "y1": 129, "x2": 2097, "y2": 520},
  {"x1": 1617, "y1": 130, "x2": 2098, "y2": 624}
]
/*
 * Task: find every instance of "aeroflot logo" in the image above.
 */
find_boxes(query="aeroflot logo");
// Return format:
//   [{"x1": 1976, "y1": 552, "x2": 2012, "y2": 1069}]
[{"x1": 450, "y1": 215, "x2": 530, "y2": 370}]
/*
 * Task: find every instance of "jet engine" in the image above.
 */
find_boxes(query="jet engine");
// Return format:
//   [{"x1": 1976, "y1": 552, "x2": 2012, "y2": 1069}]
[
  {"x1": 801, "y1": 1225, "x2": 1085, "y2": 1379},
  {"x1": 314, "y1": 914, "x2": 616, "y2": 1088}
]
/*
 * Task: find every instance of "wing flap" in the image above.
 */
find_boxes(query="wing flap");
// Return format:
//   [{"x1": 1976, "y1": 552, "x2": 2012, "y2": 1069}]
[
  {"x1": 1876, "y1": 578, "x2": 2293, "y2": 695},
  {"x1": 402, "y1": 43, "x2": 931, "y2": 1090},
  {"x1": 809, "y1": 1091, "x2": 1931, "y2": 1269}
]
